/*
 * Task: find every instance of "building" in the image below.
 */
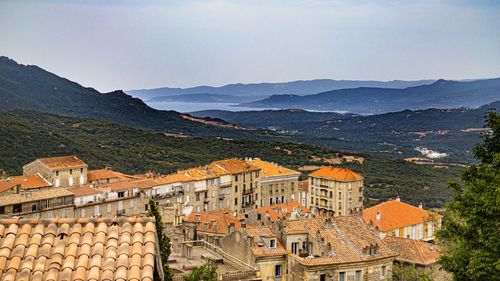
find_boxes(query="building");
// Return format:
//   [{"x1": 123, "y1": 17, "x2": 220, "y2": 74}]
[
  {"x1": 246, "y1": 201, "x2": 316, "y2": 226},
  {"x1": 220, "y1": 227, "x2": 288, "y2": 281},
  {"x1": 23, "y1": 156, "x2": 88, "y2": 188},
  {"x1": 0, "y1": 180, "x2": 20, "y2": 196},
  {"x1": 362, "y1": 198, "x2": 443, "y2": 241},
  {"x1": 87, "y1": 167, "x2": 140, "y2": 185},
  {"x1": 272, "y1": 216, "x2": 397, "y2": 281},
  {"x1": 308, "y1": 166, "x2": 364, "y2": 217},
  {"x1": 246, "y1": 158, "x2": 300, "y2": 208},
  {"x1": 0, "y1": 217, "x2": 163, "y2": 281},
  {"x1": 9, "y1": 175, "x2": 52, "y2": 191},
  {"x1": 298, "y1": 180, "x2": 309, "y2": 208},
  {"x1": 384, "y1": 236, "x2": 450, "y2": 281},
  {"x1": 0, "y1": 188, "x2": 75, "y2": 219}
]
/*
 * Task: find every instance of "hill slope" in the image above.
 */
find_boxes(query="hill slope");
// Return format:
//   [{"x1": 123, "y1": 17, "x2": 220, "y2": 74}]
[
  {"x1": 0, "y1": 110, "x2": 459, "y2": 207},
  {"x1": 240, "y1": 79, "x2": 500, "y2": 114}
]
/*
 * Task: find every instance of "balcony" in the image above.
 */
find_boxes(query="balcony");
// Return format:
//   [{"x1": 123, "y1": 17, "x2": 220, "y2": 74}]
[
  {"x1": 204, "y1": 197, "x2": 210, "y2": 203},
  {"x1": 243, "y1": 188, "x2": 254, "y2": 195},
  {"x1": 219, "y1": 194, "x2": 225, "y2": 200},
  {"x1": 320, "y1": 184, "x2": 329, "y2": 188}
]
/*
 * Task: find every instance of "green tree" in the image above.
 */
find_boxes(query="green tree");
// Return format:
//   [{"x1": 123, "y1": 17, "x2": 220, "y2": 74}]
[
  {"x1": 437, "y1": 110, "x2": 500, "y2": 280},
  {"x1": 147, "y1": 199, "x2": 173, "y2": 281},
  {"x1": 182, "y1": 262, "x2": 218, "y2": 281}
]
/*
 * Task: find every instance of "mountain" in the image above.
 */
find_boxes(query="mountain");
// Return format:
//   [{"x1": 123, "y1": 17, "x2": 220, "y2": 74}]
[
  {"x1": 147, "y1": 93, "x2": 258, "y2": 103},
  {"x1": 0, "y1": 56, "x2": 255, "y2": 137},
  {"x1": 239, "y1": 79, "x2": 500, "y2": 114},
  {"x1": 127, "y1": 79, "x2": 436, "y2": 101},
  {"x1": 0, "y1": 109, "x2": 459, "y2": 207}
]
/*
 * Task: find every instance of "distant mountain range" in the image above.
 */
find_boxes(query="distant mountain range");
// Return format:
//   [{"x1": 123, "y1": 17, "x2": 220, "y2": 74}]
[
  {"x1": 127, "y1": 79, "x2": 436, "y2": 102},
  {"x1": 239, "y1": 79, "x2": 500, "y2": 114}
]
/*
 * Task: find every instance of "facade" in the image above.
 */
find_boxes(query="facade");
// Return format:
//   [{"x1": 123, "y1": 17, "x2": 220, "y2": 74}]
[
  {"x1": 0, "y1": 217, "x2": 163, "y2": 281},
  {"x1": 23, "y1": 156, "x2": 88, "y2": 188},
  {"x1": 0, "y1": 188, "x2": 75, "y2": 219},
  {"x1": 247, "y1": 158, "x2": 300, "y2": 208},
  {"x1": 298, "y1": 180, "x2": 309, "y2": 208},
  {"x1": 269, "y1": 216, "x2": 397, "y2": 281},
  {"x1": 362, "y1": 198, "x2": 443, "y2": 241},
  {"x1": 308, "y1": 166, "x2": 364, "y2": 217}
]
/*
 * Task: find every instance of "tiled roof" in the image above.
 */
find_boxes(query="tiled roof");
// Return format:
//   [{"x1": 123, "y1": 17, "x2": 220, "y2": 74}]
[
  {"x1": 68, "y1": 186, "x2": 103, "y2": 197},
  {"x1": 0, "y1": 188, "x2": 74, "y2": 207},
  {"x1": 9, "y1": 175, "x2": 52, "y2": 189},
  {"x1": 309, "y1": 167, "x2": 362, "y2": 181},
  {"x1": 0, "y1": 217, "x2": 157, "y2": 281},
  {"x1": 362, "y1": 200, "x2": 443, "y2": 232},
  {"x1": 107, "y1": 179, "x2": 159, "y2": 192},
  {"x1": 209, "y1": 208, "x2": 245, "y2": 221},
  {"x1": 36, "y1": 156, "x2": 88, "y2": 170},
  {"x1": 298, "y1": 180, "x2": 308, "y2": 191},
  {"x1": 257, "y1": 201, "x2": 315, "y2": 221},
  {"x1": 211, "y1": 158, "x2": 260, "y2": 175},
  {"x1": 284, "y1": 216, "x2": 397, "y2": 266},
  {"x1": 184, "y1": 211, "x2": 252, "y2": 234},
  {"x1": 383, "y1": 237, "x2": 442, "y2": 265},
  {"x1": 157, "y1": 173, "x2": 193, "y2": 185},
  {"x1": 245, "y1": 227, "x2": 288, "y2": 257},
  {"x1": 86, "y1": 169, "x2": 116, "y2": 181},
  {"x1": 246, "y1": 159, "x2": 299, "y2": 178},
  {"x1": 0, "y1": 181, "x2": 18, "y2": 193}
]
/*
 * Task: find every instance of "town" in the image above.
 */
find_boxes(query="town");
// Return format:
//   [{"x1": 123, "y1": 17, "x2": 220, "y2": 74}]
[{"x1": 0, "y1": 155, "x2": 448, "y2": 281}]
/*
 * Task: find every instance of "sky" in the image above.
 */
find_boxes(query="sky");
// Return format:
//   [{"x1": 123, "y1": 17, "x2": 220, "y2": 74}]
[{"x1": 0, "y1": 0, "x2": 499, "y2": 92}]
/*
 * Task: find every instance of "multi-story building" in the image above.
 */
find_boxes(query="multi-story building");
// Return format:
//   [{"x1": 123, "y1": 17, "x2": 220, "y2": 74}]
[
  {"x1": 298, "y1": 180, "x2": 309, "y2": 208},
  {"x1": 308, "y1": 166, "x2": 364, "y2": 217},
  {"x1": 363, "y1": 198, "x2": 443, "y2": 241},
  {"x1": 0, "y1": 188, "x2": 75, "y2": 218},
  {"x1": 246, "y1": 158, "x2": 300, "y2": 208},
  {"x1": 23, "y1": 156, "x2": 88, "y2": 188}
]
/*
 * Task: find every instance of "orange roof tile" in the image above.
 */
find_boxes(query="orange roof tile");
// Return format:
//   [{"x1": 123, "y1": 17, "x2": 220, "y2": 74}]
[
  {"x1": 36, "y1": 156, "x2": 87, "y2": 170},
  {"x1": 211, "y1": 158, "x2": 260, "y2": 175},
  {"x1": 245, "y1": 227, "x2": 288, "y2": 257},
  {"x1": 209, "y1": 208, "x2": 246, "y2": 221},
  {"x1": 257, "y1": 201, "x2": 316, "y2": 221},
  {"x1": 10, "y1": 175, "x2": 52, "y2": 189},
  {"x1": 158, "y1": 173, "x2": 193, "y2": 184},
  {"x1": 68, "y1": 186, "x2": 102, "y2": 197},
  {"x1": 0, "y1": 181, "x2": 18, "y2": 193},
  {"x1": 246, "y1": 159, "x2": 299, "y2": 178},
  {"x1": 309, "y1": 166, "x2": 362, "y2": 181},
  {"x1": 184, "y1": 211, "x2": 253, "y2": 234},
  {"x1": 383, "y1": 237, "x2": 442, "y2": 265},
  {"x1": 362, "y1": 200, "x2": 443, "y2": 232},
  {"x1": 107, "y1": 179, "x2": 159, "y2": 191}
]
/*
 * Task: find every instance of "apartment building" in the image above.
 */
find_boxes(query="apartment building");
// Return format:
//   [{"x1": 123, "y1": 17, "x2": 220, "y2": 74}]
[
  {"x1": 23, "y1": 156, "x2": 88, "y2": 188},
  {"x1": 247, "y1": 158, "x2": 300, "y2": 208},
  {"x1": 363, "y1": 198, "x2": 443, "y2": 241},
  {"x1": 308, "y1": 166, "x2": 364, "y2": 217}
]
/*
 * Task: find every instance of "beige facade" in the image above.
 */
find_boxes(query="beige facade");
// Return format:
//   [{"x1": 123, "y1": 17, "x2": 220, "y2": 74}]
[
  {"x1": 308, "y1": 167, "x2": 364, "y2": 217},
  {"x1": 75, "y1": 196, "x2": 146, "y2": 218},
  {"x1": 23, "y1": 156, "x2": 88, "y2": 188}
]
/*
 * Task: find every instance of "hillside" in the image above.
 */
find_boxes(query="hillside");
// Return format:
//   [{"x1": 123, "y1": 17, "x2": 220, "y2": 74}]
[
  {"x1": 240, "y1": 79, "x2": 500, "y2": 114},
  {"x1": 0, "y1": 110, "x2": 459, "y2": 207},
  {"x1": 0, "y1": 56, "x2": 258, "y2": 138},
  {"x1": 127, "y1": 79, "x2": 435, "y2": 101}
]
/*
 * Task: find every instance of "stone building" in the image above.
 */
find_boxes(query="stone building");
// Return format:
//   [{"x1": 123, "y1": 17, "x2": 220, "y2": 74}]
[
  {"x1": 0, "y1": 180, "x2": 20, "y2": 196},
  {"x1": 298, "y1": 180, "x2": 309, "y2": 208},
  {"x1": 363, "y1": 198, "x2": 443, "y2": 241},
  {"x1": 246, "y1": 201, "x2": 316, "y2": 227},
  {"x1": 87, "y1": 167, "x2": 140, "y2": 185},
  {"x1": 23, "y1": 156, "x2": 88, "y2": 188},
  {"x1": 0, "y1": 188, "x2": 75, "y2": 219},
  {"x1": 270, "y1": 216, "x2": 397, "y2": 281},
  {"x1": 246, "y1": 158, "x2": 300, "y2": 208},
  {"x1": 308, "y1": 166, "x2": 364, "y2": 217}
]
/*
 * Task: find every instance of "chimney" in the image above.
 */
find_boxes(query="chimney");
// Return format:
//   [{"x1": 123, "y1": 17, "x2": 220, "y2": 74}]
[
  {"x1": 419, "y1": 203, "x2": 423, "y2": 209},
  {"x1": 396, "y1": 196, "x2": 400, "y2": 202}
]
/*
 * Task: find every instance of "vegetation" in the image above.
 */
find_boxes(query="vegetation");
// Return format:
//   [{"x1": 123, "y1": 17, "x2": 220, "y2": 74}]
[
  {"x1": 182, "y1": 262, "x2": 217, "y2": 281},
  {"x1": 0, "y1": 110, "x2": 461, "y2": 207},
  {"x1": 392, "y1": 263, "x2": 434, "y2": 281},
  {"x1": 437, "y1": 110, "x2": 500, "y2": 280},
  {"x1": 147, "y1": 199, "x2": 173, "y2": 281}
]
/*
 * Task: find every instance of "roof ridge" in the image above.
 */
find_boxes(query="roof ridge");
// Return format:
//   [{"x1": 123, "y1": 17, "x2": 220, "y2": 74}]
[
  {"x1": 413, "y1": 239, "x2": 426, "y2": 264},
  {"x1": 0, "y1": 217, "x2": 156, "y2": 225}
]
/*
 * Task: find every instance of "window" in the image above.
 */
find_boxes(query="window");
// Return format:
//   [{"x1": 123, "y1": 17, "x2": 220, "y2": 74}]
[
  {"x1": 81, "y1": 168, "x2": 83, "y2": 173},
  {"x1": 144, "y1": 204, "x2": 148, "y2": 211},
  {"x1": 339, "y1": 272, "x2": 345, "y2": 281},
  {"x1": 118, "y1": 191, "x2": 125, "y2": 198},
  {"x1": 355, "y1": 270, "x2": 361, "y2": 281},
  {"x1": 62, "y1": 209, "x2": 67, "y2": 218},
  {"x1": 235, "y1": 175, "x2": 238, "y2": 182},
  {"x1": 80, "y1": 175, "x2": 84, "y2": 185},
  {"x1": 269, "y1": 198, "x2": 273, "y2": 205},
  {"x1": 129, "y1": 199, "x2": 134, "y2": 208},
  {"x1": 274, "y1": 264, "x2": 282, "y2": 277},
  {"x1": 339, "y1": 192, "x2": 342, "y2": 199},
  {"x1": 13, "y1": 204, "x2": 22, "y2": 213},
  {"x1": 381, "y1": 266, "x2": 386, "y2": 277},
  {"x1": 47, "y1": 211, "x2": 52, "y2": 218},
  {"x1": 186, "y1": 184, "x2": 190, "y2": 192},
  {"x1": 269, "y1": 185, "x2": 273, "y2": 193},
  {"x1": 55, "y1": 178, "x2": 60, "y2": 187},
  {"x1": 281, "y1": 184, "x2": 284, "y2": 192},
  {"x1": 234, "y1": 198, "x2": 238, "y2": 206},
  {"x1": 56, "y1": 171, "x2": 59, "y2": 176},
  {"x1": 69, "y1": 177, "x2": 73, "y2": 186},
  {"x1": 269, "y1": 238, "x2": 276, "y2": 248},
  {"x1": 95, "y1": 205, "x2": 100, "y2": 216},
  {"x1": 320, "y1": 274, "x2": 326, "y2": 281},
  {"x1": 0, "y1": 206, "x2": 4, "y2": 214},
  {"x1": 212, "y1": 190, "x2": 216, "y2": 198},
  {"x1": 212, "y1": 203, "x2": 215, "y2": 210},
  {"x1": 196, "y1": 193, "x2": 201, "y2": 201},
  {"x1": 81, "y1": 209, "x2": 85, "y2": 217},
  {"x1": 257, "y1": 213, "x2": 262, "y2": 220},
  {"x1": 70, "y1": 169, "x2": 73, "y2": 175},
  {"x1": 291, "y1": 242, "x2": 299, "y2": 255},
  {"x1": 118, "y1": 201, "x2": 123, "y2": 211},
  {"x1": 107, "y1": 203, "x2": 111, "y2": 213},
  {"x1": 235, "y1": 185, "x2": 238, "y2": 193},
  {"x1": 338, "y1": 202, "x2": 342, "y2": 210},
  {"x1": 32, "y1": 205, "x2": 37, "y2": 211}
]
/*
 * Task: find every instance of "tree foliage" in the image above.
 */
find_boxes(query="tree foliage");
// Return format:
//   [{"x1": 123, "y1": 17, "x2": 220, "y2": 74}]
[
  {"x1": 437, "y1": 110, "x2": 500, "y2": 280},
  {"x1": 182, "y1": 262, "x2": 218, "y2": 281},
  {"x1": 147, "y1": 199, "x2": 173, "y2": 281}
]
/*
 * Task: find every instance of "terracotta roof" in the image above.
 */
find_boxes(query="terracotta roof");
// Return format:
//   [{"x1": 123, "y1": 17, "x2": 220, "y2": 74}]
[
  {"x1": 362, "y1": 200, "x2": 443, "y2": 232},
  {"x1": 157, "y1": 173, "x2": 193, "y2": 185},
  {"x1": 10, "y1": 175, "x2": 52, "y2": 189},
  {"x1": 309, "y1": 167, "x2": 362, "y2": 181},
  {"x1": 298, "y1": 180, "x2": 308, "y2": 191},
  {"x1": 209, "y1": 208, "x2": 246, "y2": 221},
  {"x1": 0, "y1": 181, "x2": 18, "y2": 193},
  {"x1": 184, "y1": 211, "x2": 252, "y2": 234},
  {"x1": 36, "y1": 156, "x2": 88, "y2": 170},
  {"x1": 284, "y1": 216, "x2": 397, "y2": 266},
  {"x1": 211, "y1": 158, "x2": 260, "y2": 175},
  {"x1": 245, "y1": 227, "x2": 288, "y2": 257},
  {"x1": 68, "y1": 186, "x2": 103, "y2": 197},
  {"x1": 246, "y1": 159, "x2": 299, "y2": 178},
  {"x1": 0, "y1": 217, "x2": 157, "y2": 281},
  {"x1": 383, "y1": 237, "x2": 442, "y2": 265},
  {"x1": 256, "y1": 201, "x2": 316, "y2": 221},
  {"x1": 0, "y1": 188, "x2": 74, "y2": 207},
  {"x1": 86, "y1": 169, "x2": 115, "y2": 181},
  {"x1": 106, "y1": 179, "x2": 159, "y2": 192}
]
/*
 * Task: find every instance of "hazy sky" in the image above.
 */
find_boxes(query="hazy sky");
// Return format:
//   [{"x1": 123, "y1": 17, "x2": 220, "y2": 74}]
[{"x1": 1, "y1": 0, "x2": 499, "y2": 92}]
